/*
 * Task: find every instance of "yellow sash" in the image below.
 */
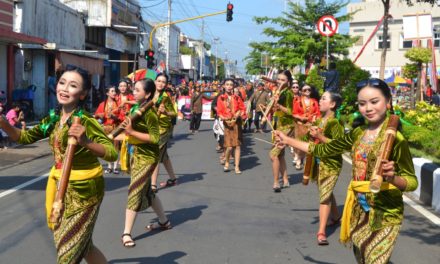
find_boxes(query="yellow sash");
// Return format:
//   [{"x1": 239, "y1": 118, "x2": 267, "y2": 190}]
[
  {"x1": 46, "y1": 166, "x2": 102, "y2": 229},
  {"x1": 340, "y1": 180, "x2": 398, "y2": 243}
]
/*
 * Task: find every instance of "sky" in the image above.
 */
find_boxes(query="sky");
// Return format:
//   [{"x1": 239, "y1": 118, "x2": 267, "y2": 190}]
[{"x1": 139, "y1": 0, "x2": 355, "y2": 75}]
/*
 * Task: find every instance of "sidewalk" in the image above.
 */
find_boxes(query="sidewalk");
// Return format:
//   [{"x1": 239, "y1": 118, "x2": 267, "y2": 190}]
[{"x1": 0, "y1": 139, "x2": 51, "y2": 170}]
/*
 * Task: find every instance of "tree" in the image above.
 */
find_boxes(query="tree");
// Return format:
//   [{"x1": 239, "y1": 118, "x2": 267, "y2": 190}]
[
  {"x1": 379, "y1": 0, "x2": 437, "y2": 79},
  {"x1": 404, "y1": 47, "x2": 432, "y2": 102},
  {"x1": 244, "y1": 49, "x2": 266, "y2": 75},
  {"x1": 247, "y1": 0, "x2": 356, "y2": 71},
  {"x1": 402, "y1": 63, "x2": 418, "y2": 109}
]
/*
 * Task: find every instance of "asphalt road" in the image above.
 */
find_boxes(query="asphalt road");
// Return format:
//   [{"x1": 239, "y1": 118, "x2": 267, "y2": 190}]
[{"x1": 0, "y1": 121, "x2": 439, "y2": 264}]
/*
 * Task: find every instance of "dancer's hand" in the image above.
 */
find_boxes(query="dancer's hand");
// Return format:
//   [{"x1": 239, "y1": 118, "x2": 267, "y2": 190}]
[
  {"x1": 121, "y1": 118, "x2": 133, "y2": 135},
  {"x1": 69, "y1": 122, "x2": 88, "y2": 146},
  {"x1": 382, "y1": 160, "x2": 395, "y2": 182}
]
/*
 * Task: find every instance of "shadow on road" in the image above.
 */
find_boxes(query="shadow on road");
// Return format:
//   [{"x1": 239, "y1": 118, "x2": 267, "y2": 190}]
[
  {"x1": 108, "y1": 251, "x2": 186, "y2": 264},
  {"x1": 135, "y1": 205, "x2": 208, "y2": 241},
  {"x1": 400, "y1": 214, "x2": 440, "y2": 245},
  {"x1": 296, "y1": 248, "x2": 339, "y2": 264}
]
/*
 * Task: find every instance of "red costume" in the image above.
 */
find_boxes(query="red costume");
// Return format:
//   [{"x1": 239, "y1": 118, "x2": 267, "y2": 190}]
[
  {"x1": 217, "y1": 94, "x2": 247, "y2": 120},
  {"x1": 293, "y1": 96, "x2": 320, "y2": 122},
  {"x1": 116, "y1": 93, "x2": 135, "y2": 121}
]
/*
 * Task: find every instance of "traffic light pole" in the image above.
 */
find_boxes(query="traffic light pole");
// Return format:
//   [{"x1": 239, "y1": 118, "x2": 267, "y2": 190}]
[{"x1": 149, "y1": 10, "x2": 227, "y2": 50}]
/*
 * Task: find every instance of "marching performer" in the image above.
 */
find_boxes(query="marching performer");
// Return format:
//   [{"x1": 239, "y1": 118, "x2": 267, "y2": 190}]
[
  {"x1": 307, "y1": 91, "x2": 344, "y2": 245},
  {"x1": 120, "y1": 78, "x2": 171, "y2": 248},
  {"x1": 274, "y1": 78, "x2": 417, "y2": 263},
  {"x1": 268, "y1": 70, "x2": 295, "y2": 192},
  {"x1": 0, "y1": 65, "x2": 117, "y2": 263},
  {"x1": 150, "y1": 73, "x2": 178, "y2": 192},
  {"x1": 217, "y1": 78, "x2": 246, "y2": 174},
  {"x1": 292, "y1": 84, "x2": 320, "y2": 170},
  {"x1": 95, "y1": 85, "x2": 121, "y2": 174}
]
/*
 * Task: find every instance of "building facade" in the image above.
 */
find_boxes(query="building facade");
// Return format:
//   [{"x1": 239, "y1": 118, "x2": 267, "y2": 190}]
[{"x1": 348, "y1": 0, "x2": 440, "y2": 81}]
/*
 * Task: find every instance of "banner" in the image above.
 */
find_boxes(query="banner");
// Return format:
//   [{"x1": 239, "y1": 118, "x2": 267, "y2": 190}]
[{"x1": 177, "y1": 96, "x2": 214, "y2": 120}]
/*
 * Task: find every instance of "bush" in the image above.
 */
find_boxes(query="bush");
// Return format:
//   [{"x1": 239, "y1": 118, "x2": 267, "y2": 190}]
[{"x1": 401, "y1": 123, "x2": 440, "y2": 159}]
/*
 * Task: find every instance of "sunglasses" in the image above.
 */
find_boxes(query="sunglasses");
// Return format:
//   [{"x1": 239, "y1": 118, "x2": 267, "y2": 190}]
[
  {"x1": 302, "y1": 88, "x2": 311, "y2": 92},
  {"x1": 292, "y1": 86, "x2": 299, "y2": 88},
  {"x1": 356, "y1": 78, "x2": 387, "y2": 90}
]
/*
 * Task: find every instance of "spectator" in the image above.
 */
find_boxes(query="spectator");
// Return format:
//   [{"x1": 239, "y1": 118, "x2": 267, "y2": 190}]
[
  {"x1": 319, "y1": 62, "x2": 340, "y2": 92},
  {"x1": 6, "y1": 102, "x2": 26, "y2": 129}
]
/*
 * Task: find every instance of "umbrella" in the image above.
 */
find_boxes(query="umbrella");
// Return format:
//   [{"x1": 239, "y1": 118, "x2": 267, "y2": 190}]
[
  {"x1": 126, "y1": 68, "x2": 157, "y2": 82},
  {"x1": 385, "y1": 73, "x2": 411, "y2": 86}
]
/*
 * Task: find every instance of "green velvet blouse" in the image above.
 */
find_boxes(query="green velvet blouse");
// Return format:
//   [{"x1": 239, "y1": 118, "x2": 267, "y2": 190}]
[
  {"x1": 274, "y1": 89, "x2": 294, "y2": 127},
  {"x1": 309, "y1": 121, "x2": 418, "y2": 230},
  {"x1": 155, "y1": 92, "x2": 177, "y2": 134},
  {"x1": 18, "y1": 112, "x2": 117, "y2": 170},
  {"x1": 316, "y1": 117, "x2": 344, "y2": 171},
  {"x1": 129, "y1": 108, "x2": 160, "y2": 164}
]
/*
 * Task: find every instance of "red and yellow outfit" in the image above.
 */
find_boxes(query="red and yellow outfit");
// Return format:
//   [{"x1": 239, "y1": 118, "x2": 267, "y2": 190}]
[{"x1": 217, "y1": 94, "x2": 246, "y2": 147}]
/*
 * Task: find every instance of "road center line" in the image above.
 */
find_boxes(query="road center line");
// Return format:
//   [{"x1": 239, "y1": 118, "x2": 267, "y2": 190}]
[
  {"x1": 0, "y1": 173, "x2": 49, "y2": 199},
  {"x1": 343, "y1": 154, "x2": 440, "y2": 226}
]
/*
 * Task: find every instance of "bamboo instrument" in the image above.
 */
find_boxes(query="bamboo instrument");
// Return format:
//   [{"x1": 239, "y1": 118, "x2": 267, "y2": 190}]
[
  {"x1": 49, "y1": 116, "x2": 81, "y2": 225},
  {"x1": 261, "y1": 82, "x2": 288, "y2": 125},
  {"x1": 107, "y1": 100, "x2": 154, "y2": 140},
  {"x1": 369, "y1": 115, "x2": 400, "y2": 193}
]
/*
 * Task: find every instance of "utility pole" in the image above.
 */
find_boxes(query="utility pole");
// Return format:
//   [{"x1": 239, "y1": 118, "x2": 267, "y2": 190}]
[
  {"x1": 200, "y1": 20, "x2": 204, "y2": 81},
  {"x1": 213, "y1": 37, "x2": 220, "y2": 79},
  {"x1": 166, "y1": 0, "x2": 172, "y2": 74}
]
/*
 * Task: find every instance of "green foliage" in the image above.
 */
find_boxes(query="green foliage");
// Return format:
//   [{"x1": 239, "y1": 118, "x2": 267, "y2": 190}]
[
  {"x1": 404, "y1": 47, "x2": 432, "y2": 64},
  {"x1": 402, "y1": 63, "x2": 418, "y2": 79},
  {"x1": 247, "y1": 0, "x2": 356, "y2": 70},
  {"x1": 179, "y1": 46, "x2": 195, "y2": 56},
  {"x1": 305, "y1": 68, "x2": 324, "y2": 93},
  {"x1": 400, "y1": 101, "x2": 440, "y2": 159},
  {"x1": 337, "y1": 59, "x2": 370, "y2": 116},
  {"x1": 403, "y1": 101, "x2": 440, "y2": 130},
  {"x1": 244, "y1": 49, "x2": 265, "y2": 75}
]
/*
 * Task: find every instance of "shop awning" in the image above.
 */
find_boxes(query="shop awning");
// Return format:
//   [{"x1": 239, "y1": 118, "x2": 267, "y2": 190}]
[
  {"x1": 0, "y1": 28, "x2": 46, "y2": 45},
  {"x1": 56, "y1": 52, "x2": 103, "y2": 75}
]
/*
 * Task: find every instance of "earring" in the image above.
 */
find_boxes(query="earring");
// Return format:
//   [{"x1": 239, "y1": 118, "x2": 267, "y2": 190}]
[{"x1": 386, "y1": 104, "x2": 391, "y2": 110}]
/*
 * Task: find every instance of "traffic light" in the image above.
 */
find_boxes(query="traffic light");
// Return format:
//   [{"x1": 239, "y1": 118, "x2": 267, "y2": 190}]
[
  {"x1": 145, "y1": 49, "x2": 155, "y2": 69},
  {"x1": 226, "y1": 3, "x2": 233, "y2": 22}
]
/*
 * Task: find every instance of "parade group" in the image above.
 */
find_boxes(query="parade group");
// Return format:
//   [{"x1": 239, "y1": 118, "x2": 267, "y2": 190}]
[{"x1": 0, "y1": 64, "x2": 418, "y2": 264}]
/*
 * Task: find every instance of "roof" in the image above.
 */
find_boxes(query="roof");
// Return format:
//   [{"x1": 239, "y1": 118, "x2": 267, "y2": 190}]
[{"x1": 0, "y1": 28, "x2": 46, "y2": 45}]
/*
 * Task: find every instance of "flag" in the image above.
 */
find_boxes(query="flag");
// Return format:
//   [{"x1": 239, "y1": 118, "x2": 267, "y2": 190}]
[{"x1": 428, "y1": 39, "x2": 438, "y2": 91}]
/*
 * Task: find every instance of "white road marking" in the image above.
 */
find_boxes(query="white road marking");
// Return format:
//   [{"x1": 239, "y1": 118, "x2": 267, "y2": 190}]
[
  {"x1": 342, "y1": 154, "x2": 440, "y2": 226},
  {"x1": 0, "y1": 173, "x2": 49, "y2": 199}
]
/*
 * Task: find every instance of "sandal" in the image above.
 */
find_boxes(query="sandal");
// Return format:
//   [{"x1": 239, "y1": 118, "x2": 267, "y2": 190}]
[
  {"x1": 220, "y1": 158, "x2": 226, "y2": 165},
  {"x1": 151, "y1": 185, "x2": 158, "y2": 193},
  {"x1": 160, "y1": 178, "x2": 177, "y2": 187},
  {"x1": 145, "y1": 219, "x2": 172, "y2": 231},
  {"x1": 273, "y1": 185, "x2": 281, "y2": 193},
  {"x1": 113, "y1": 169, "x2": 120, "y2": 174},
  {"x1": 104, "y1": 168, "x2": 113, "y2": 174},
  {"x1": 121, "y1": 233, "x2": 136, "y2": 248},
  {"x1": 235, "y1": 168, "x2": 242, "y2": 174},
  {"x1": 317, "y1": 232, "x2": 329, "y2": 246},
  {"x1": 224, "y1": 163, "x2": 230, "y2": 172},
  {"x1": 282, "y1": 181, "x2": 290, "y2": 188},
  {"x1": 327, "y1": 216, "x2": 341, "y2": 227},
  {"x1": 295, "y1": 163, "x2": 302, "y2": 170}
]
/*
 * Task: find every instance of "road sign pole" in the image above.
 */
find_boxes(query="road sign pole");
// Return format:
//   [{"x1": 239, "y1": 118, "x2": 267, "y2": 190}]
[{"x1": 326, "y1": 35, "x2": 329, "y2": 70}]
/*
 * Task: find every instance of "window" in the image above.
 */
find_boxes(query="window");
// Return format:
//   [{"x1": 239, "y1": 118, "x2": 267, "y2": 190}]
[
  {"x1": 435, "y1": 32, "x2": 440, "y2": 48},
  {"x1": 376, "y1": 34, "x2": 390, "y2": 49},
  {"x1": 400, "y1": 33, "x2": 412, "y2": 49}
]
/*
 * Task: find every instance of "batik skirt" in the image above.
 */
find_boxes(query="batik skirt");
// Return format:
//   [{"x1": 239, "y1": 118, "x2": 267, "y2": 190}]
[
  {"x1": 350, "y1": 205, "x2": 400, "y2": 264},
  {"x1": 127, "y1": 155, "x2": 157, "y2": 212},
  {"x1": 270, "y1": 125, "x2": 294, "y2": 158},
  {"x1": 158, "y1": 131, "x2": 171, "y2": 163},
  {"x1": 317, "y1": 162, "x2": 341, "y2": 204},
  {"x1": 53, "y1": 177, "x2": 104, "y2": 264},
  {"x1": 223, "y1": 118, "x2": 242, "y2": 148}
]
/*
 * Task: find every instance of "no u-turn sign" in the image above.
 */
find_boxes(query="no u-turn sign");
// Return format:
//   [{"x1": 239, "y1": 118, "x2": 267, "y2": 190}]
[{"x1": 317, "y1": 15, "x2": 338, "y2": 37}]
